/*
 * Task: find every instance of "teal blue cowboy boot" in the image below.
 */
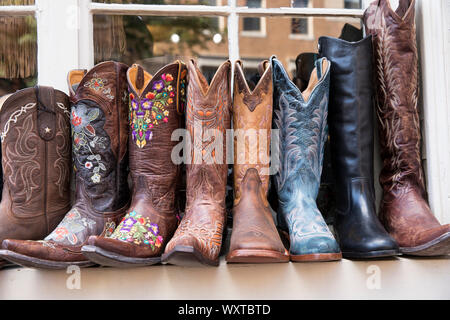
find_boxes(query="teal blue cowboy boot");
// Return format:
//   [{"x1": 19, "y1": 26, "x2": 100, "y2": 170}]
[{"x1": 272, "y1": 56, "x2": 342, "y2": 262}]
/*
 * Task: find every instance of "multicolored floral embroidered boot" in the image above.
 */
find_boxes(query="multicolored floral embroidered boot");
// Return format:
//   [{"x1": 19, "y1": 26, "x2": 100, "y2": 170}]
[
  {"x1": 81, "y1": 61, "x2": 187, "y2": 268},
  {"x1": 0, "y1": 61, "x2": 131, "y2": 269},
  {"x1": 0, "y1": 87, "x2": 72, "y2": 269}
]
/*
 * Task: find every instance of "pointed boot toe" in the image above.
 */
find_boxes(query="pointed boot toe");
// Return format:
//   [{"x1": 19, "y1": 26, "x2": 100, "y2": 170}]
[
  {"x1": 0, "y1": 239, "x2": 93, "y2": 269},
  {"x1": 82, "y1": 235, "x2": 162, "y2": 268}
]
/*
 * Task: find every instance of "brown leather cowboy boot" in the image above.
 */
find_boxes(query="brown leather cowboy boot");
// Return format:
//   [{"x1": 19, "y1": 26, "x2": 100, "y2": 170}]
[
  {"x1": 364, "y1": 0, "x2": 450, "y2": 256},
  {"x1": 162, "y1": 59, "x2": 232, "y2": 267},
  {"x1": 81, "y1": 61, "x2": 188, "y2": 268},
  {"x1": 0, "y1": 87, "x2": 71, "y2": 269},
  {"x1": 0, "y1": 61, "x2": 132, "y2": 268},
  {"x1": 226, "y1": 61, "x2": 289, "y2": 264}
]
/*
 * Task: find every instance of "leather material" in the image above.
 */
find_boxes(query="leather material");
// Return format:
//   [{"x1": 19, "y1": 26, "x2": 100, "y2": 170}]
[
  {"x1": 364, "y1": 0, "x2": 450, "y2": 252},
  {"x1": 1, "y1": 61, "x2": 131, "y2": 266},
  {"x1": 87, "y1": 61, "x2": 187, "y2": 259},
  {"x1": 0, "y1": 87, "x2": 71, "y2": 263},
  {"x1": 227, "y1": 61, "x2": 288, "y2": 262},
  {"x1": 318, "y1": 34, "x2": 399, "y2": 256},
  {"x1": 272, "y1": 56, "x2": 341, "y2": 257},
  {"x1": 164, "y1": 60, "x2": 232, "y2": 265}
]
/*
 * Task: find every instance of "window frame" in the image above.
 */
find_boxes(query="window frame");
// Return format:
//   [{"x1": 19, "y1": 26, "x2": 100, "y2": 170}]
[{"x1": 0, "y1": 0, "x2": 448, "y2": 224}]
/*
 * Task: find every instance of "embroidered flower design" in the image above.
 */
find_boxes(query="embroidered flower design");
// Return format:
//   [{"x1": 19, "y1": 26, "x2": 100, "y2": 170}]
[
  {"x1": 129, "y1": 73, "x2": 175, "y2": 149},
  {"x1": 109, "y1": 211, "x2": 163, "y2": 250},
  {"x1": 45, "y1": 209, "x2": 96, "y2": 246},
  {"x1": 71, "y1": 103, "x2": 107, "y2": 185},
  {"x1": 84, "y1": 73, "x2": 115, "y2": 101}
]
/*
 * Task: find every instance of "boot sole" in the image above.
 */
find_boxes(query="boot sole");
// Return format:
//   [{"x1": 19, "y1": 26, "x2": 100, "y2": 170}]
[
  {"x1": 0, "y1": 250, "x2": 95, "y2": 270},
  {"x1": 400, "y1": 232, "x2": 450, "y2": 256},
  {"x1": 291, "y1": 252, "x2": 342, "y2": 262},
  {"x1": 81, "y1": 245, "x2": 161, "y2": 268},
  {"x1": 226, "y1": 249, "x2": 290, "y2": 264},
  {"x1": 342, "y1": 249, "x2": 400, "y2": 259},
  {"x1": 162, "y1": 246, "x2": 219, "y2": 267}
]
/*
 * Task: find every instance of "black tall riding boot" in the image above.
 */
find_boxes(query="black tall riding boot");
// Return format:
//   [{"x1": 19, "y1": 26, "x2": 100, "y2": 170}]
[{"x1": 318, "y1": 30, "x2": 399, "y2": 259}]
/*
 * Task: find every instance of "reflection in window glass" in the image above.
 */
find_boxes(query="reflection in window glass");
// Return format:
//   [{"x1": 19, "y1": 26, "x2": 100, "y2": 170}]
[
  {"x1": 239, "y1": 0, "x2": 362, "y2": 9},
  {"x1": 93, "y1": 15, "x2": 228, "y2": 81},
  {"x1": 93, "y1": 0, "x2": 222, "y2": 5},
  {"x1": 344, "y1": 0, "x2": 362, "y2": 9},
  {"x1": 0, "y1": 13, "x2": 37, "y2": 95},
  {"x1": 242, "y1": 0, "x2": 262, "y2": 32},
  {"x1": 291, "y1": 0, "x2": 309, "y2": 35}
]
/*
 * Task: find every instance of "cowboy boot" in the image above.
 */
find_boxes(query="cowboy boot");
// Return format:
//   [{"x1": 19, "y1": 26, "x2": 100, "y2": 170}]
[
  {"x1": 162, "y1": 60, "x2": 232, "y2": 267},
  {"x1": 272, "y1": 56, "x2": 342, "y2": 262},
  {"x1": 0, "y1": 61, "x2": 131, "y2": 269},
  {"x1": 318, "y1": 31, "x2": 399, "y2": 258},
  {"x1": 226, "y1": 60, "x2": 289, "y2": 264},
  {"x1": 364, "y1": 0, "x2": 450, "y2": 256},
  {"x1": 0, "y1": 86, "x2": 72, "y2": 269},
  {"x1": 81, "y1": 61, "x2": 187, "y2": 268}
]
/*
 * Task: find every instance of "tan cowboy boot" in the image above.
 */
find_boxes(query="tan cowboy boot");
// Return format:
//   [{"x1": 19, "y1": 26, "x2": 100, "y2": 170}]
[
  {"x1": 162, "y1": 59, "x2": 232, "y2": 267},
  {"x1": 226, "y1": 60, "x2": 289, "y2": 264}
]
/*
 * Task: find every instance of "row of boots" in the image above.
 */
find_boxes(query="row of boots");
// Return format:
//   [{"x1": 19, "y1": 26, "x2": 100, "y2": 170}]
[{"x1": 0, "y1": 0, "x2": 448, "y2": 270}]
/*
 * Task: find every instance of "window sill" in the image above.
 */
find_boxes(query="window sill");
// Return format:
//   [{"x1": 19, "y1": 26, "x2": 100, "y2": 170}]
[{"x1": 1, "y1": 257, "x2": 449, "y2": 299}]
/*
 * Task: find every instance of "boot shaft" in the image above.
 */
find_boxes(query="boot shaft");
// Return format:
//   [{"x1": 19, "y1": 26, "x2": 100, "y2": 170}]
[
  {"x1": 232, "y1": 60, "x2": 272, "y2": 204},
  {"x1": 318, "y1": 35, "x2": 375, "y2": 186},
  {"x1": 272, "y1": 56, "x2": 330, "y2": 200},
  {"x1": 127, "y1": 61, "x2": 187, "y2": 214},
  {"x1": 68, "y1": 61, "x2": 130, "y2": 213},
  {"x1": 0, "y1": 86, "x2": 71, "y2": 220},
  {"x1": 363, "y1": 0, "x2": 425, "y2": 193},
  {"x1": 185, "y1": 59, "x2": 232, "y2": 208}
]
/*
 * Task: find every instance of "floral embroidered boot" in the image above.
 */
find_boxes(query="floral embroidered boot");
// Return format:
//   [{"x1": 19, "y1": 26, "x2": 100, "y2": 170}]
[
  {"x1": 0, "y1": 87, "x2": 72, "y2": 269},
  {"x1": 81, "y1": 61, "x2": 187, "y2": 268},
  {"x1": 0, "y1": 61, "x2": 131, "y2": 269},
  {"x1": 162, "y1": 60, "x2": 232, "y2": 267}
]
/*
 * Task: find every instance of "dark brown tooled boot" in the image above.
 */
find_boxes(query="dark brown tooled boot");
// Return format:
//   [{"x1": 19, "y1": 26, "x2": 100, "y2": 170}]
[
  {"x1": 226, "y1": 61, "x2": 289, "y2": 264},
  {"x1": 0, "y1": 61, "x2": 131, "y2": 269},
  {"x1": 82, "y1": 61, "x2": 188, "y2": 268},
  {"x1": 364, "y1": 0, "x2": 450, "y2": 256},
  {"x1": 162, "y1": 59, "x2": 232, "y2": 267},
  {"x1": 0, "y1": 86, "x2": 72, "y2": 269}
]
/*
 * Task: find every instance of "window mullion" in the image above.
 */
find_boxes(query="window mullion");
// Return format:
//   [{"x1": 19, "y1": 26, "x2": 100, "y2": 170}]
[{"x1": 35, "y1": 0, "x2": 83, "y2": 93}]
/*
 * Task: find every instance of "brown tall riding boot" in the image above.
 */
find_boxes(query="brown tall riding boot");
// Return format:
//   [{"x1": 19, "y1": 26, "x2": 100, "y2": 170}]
[
  {"x1": 364, "y1": 0, "x2": 450, "y2": 256},
  {"x1": 0, "y1": 87, "x2": 72, "y2": 269},
  {"x1": 0, "y1": 61, "x2": 132, "y2": 268},
  {"x1": 82, "y1": 61, "x2": 188, "y2": 268},
  {"x1": 162, "y1": 59, "x2": 232, "y2": 267},
  {"x1": 226, "y1": 61, "x2": 289, "y2": 264}
]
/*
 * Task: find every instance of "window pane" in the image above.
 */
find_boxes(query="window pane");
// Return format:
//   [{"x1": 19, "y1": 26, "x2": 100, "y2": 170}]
[
  {"x1": 239, "y1": 16, "x2": 362, "y2": 222},
  {"x1": 93, "y1": 0, "x2": 224, "y2": 5},
  {"x1": 93, "y1": 15, "x2": 228, "y2": 82},
  {"x1": 0, "y1": 14, "x2": 37, "y2": 94},
  {"x1": 238, "y1": 0, "x2": 363, "y2": 9}
]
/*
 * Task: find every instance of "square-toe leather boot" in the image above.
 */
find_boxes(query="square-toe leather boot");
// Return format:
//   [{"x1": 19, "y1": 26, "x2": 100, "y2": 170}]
[
  {"x1": 226, "y1": 60, "x2": 289, "y2": 264},
  {"x1": 364, "y1": 0, "x2": 450, "y2": 256},
  {"x1": 81, "y1": 61, "x2": 187, "y2": 268},
  {"x1": 319, "y1": 31, "x2": 399, "y2": 259},
  {"x1": 162, "y1": 59, "x2": 232, "y2": 267},
  {"x1": 0, "y1": 61, "x2": 131, "y2": 269},
  {"x1": 272, "y1": 56, "x2": 342, "y2": 262},
  {"x1": 0, "y1": 87, "x2": 72, "y2": 269}
]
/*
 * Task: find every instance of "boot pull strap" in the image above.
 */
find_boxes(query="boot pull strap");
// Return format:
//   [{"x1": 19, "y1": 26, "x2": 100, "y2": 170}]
[
  {"x1": 135, "y1": 65, "x2": 145, "y2": 91},
  {"x1": 315, "y1": 59, "x2": 323, "y2": 80},
  {"x1": 175, "y1": 60, "x2": 186, "y2": 115},
  {"x1": 34, "y1": 86, "x2": 57, "y2": 141}
]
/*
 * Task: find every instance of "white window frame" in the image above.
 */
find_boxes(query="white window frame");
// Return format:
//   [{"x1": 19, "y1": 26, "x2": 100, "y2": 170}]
[
  {"x1": 241, "y1": 0, "x2": 267, "y2": 38},
  {"x1": 0, "y1": 0, "x2": 448, "y2": 224}
]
